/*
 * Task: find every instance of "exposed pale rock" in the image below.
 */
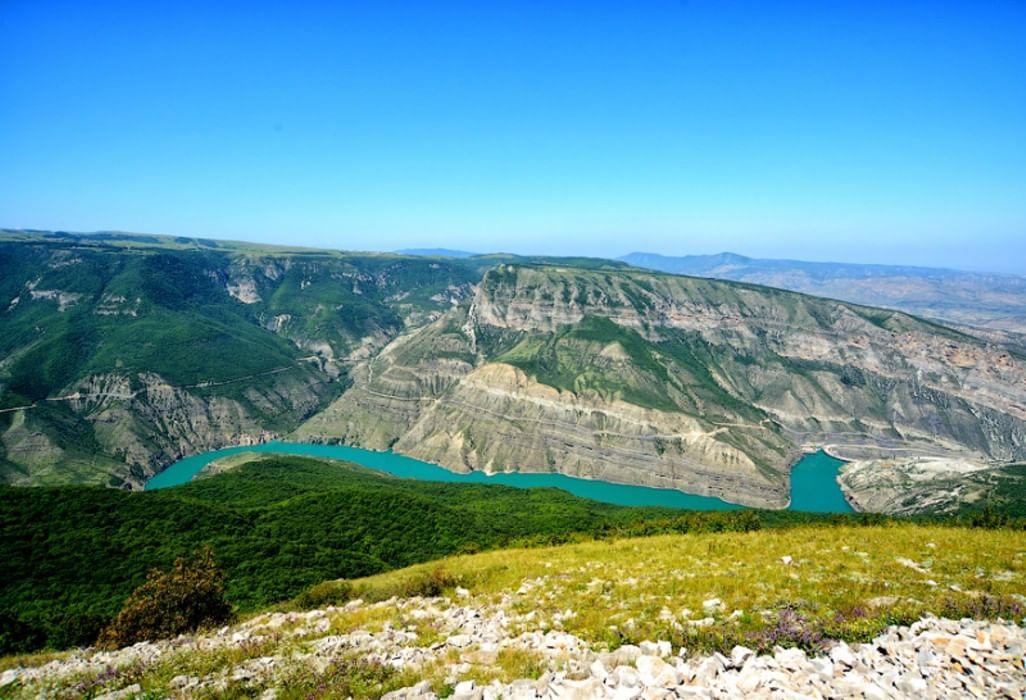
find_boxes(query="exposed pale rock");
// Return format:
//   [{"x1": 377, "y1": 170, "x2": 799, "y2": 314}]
[
  {"x1": 830, "y1": 642, "x2": 857, "y2": 669},
  {"x1": 5, "y1": 595, "x2": 1025, "y2": 700},
  {"x1": 560, "y1": 677, "x2": 603, "y2": 700},
  {"x1": 638, "y1": 640, "x2": 672, "y2": 657},
  {"x1": 447, "y1": 633, "x2": 473, "y2": 648},
  {"x1": 635, "y1": 655, "x2": 678, "y2": 687},
  {"x1": 730, "y1": 645, "x2": 755, "y2": 668}
]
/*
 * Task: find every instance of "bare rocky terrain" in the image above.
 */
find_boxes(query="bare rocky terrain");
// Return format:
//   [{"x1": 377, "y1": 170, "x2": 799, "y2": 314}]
[
  {"x1": 839, "y1": 457, "x2": 1026, "y2": 516},
  {"x1": 4, "y1": 595, "x2": 1023, "y2": 699}
]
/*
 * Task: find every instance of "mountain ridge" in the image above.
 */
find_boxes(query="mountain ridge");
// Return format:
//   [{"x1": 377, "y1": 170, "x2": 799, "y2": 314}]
[{"x1": 621, "y1": 251, "x2": 1026, "y2": 333}]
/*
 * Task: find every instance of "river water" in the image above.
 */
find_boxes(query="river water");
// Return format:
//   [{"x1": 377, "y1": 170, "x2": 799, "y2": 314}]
[{"x1": 146, "y1": 441, "x2": 853, "y2": 513}]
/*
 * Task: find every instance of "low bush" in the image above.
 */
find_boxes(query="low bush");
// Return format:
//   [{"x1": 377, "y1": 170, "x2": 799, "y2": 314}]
[
  {"x1": 357, "y1": 567, "x2": 465, "y2": 603},
  {"x1": 293, "y1": 580, "x2": 354, "y2": 610},
  {"x1": 96, "y1": 547, "x2": 233, "y2": 649}
]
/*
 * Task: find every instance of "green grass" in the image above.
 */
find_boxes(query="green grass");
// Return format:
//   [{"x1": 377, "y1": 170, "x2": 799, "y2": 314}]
[{"x1": 339, "y1": 523, "x2": 1026, "y2": 654}]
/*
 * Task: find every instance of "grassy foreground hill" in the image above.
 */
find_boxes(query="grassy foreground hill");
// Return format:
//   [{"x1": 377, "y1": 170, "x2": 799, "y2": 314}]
[
  {"x1": 2, "y1": 521, "x2": 1023, "y2": 698},
  {"x1": 2, "y1": 453, "x2": 1022, "y2": 658}
]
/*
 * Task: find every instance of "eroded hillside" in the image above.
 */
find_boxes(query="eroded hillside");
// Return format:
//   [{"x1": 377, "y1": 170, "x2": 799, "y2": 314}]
[
  {"x1": 5, "y1": 232, "x2": 1026, "y2": 509},
  {"x1": 0, "y1": 234, "x2": 475, "y2": 487},
  {"x1": 298, "y1": 264, "x2": 1026, "y2": 508}
]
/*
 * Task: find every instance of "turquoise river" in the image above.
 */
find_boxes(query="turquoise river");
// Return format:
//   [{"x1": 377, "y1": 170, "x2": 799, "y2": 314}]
[{"x1": 146, "y1": 442, "x2": 853, "y2": 513}]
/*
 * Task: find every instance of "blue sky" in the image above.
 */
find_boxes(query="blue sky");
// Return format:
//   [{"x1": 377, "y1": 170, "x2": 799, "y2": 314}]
[{"x1": 2, "y1": 1, "x2": 1024, "y2": 272}]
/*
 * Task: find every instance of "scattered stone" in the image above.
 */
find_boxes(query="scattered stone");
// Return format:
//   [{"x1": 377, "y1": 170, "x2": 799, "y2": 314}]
[
  {"x1": 560, "y1": 677, "x2": 602, "y2": 700},
  {"x1": 774, "y1": 646, "x2": 807, "y2": 670},
  {"x1": 730, "y1": 645, "x2": 754, "y2": 668},
  {"x1": 453, "y1": 680, "x2": 476, "y2": 693},
  {"x1": 447, "y1": 633, "x2": 473, "y2": 648},
  {"x1": 830, "y1": 641, "x2": 857, "y2": 668},
  {"x1": 93, "y1": 684, "x2": 141, "y2": 700},
  {"x1": 639, "y1": 639, "x2": 672, "y2": 657},
  {"x1": 702, "y1": 597, "x2": 722, "y2": 612},
  {"x1": 4, "y1": 596, "x2": 1025, "y2": 700},
  {"x1": 636, "y1": 655, "x2": 678, "y2": 687}
]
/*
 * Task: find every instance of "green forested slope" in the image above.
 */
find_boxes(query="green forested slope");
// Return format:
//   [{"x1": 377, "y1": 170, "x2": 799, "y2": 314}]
[{"x1": 0, "y1": 454, "x2": 784, "y2": 653}]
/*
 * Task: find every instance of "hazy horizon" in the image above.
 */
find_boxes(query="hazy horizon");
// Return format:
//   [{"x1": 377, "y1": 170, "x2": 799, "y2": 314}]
[
  {"x1": 8, "y1": 226, "x2": 1026, "y2": 277},
  {"x1": 2, "y1": 1, "x2": 1024, "y2": 273}
]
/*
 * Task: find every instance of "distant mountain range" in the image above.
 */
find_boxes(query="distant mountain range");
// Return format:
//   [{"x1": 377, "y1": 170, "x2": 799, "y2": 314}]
[
  {"x1": 620, "y1": 252, "x2": 1026, "y2": 335},
  {"x1": 396, "y1": 248, "x2": 479, "y2": 258}
]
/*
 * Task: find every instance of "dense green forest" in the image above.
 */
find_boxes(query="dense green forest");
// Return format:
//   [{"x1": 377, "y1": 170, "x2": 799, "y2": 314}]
[{"x1": 0, "y1": 455, "x2": 777, "y2": 654}]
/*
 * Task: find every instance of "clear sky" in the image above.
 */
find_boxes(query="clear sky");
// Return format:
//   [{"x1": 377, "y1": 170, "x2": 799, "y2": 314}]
[{"x1": 2, "y1": 1, "x2": 1024, "y2": 272}]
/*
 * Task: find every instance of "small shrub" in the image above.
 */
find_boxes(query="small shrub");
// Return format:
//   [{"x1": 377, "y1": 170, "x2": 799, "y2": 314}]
[
  {"x1": 96, "y1": 547, "x2": 233, "y2": 649},
  {"x1": 399, "y1": 567, "x2": 463, "y2": 598},
  {"x1": 940, "y1": 593, "x2": 1025, "y2": 621},
  {"x1": 293, "y1": 580, "x2": 354, "y2": 610},
  {"x1": 357, "y1": 567, "x2": 464, "y2": 602}
]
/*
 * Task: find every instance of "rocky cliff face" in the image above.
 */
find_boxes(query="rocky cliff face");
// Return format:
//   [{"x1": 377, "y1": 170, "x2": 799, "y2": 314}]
[
  {"x1": 1, "y1": 368, "x2": 334, "y2": 489},
  {"x1": 70, "y1": 370, "x2": 333, "y2": 488},
  {"x1": 474, "y1": 265, "x2": 1026, "y2": 458},
  {"x1": 838, "y1": 457, "x2": 1026, "y2": 515},
  {"x1": 298, "y1": 264, "x2": 1026, "y2": 508}
]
